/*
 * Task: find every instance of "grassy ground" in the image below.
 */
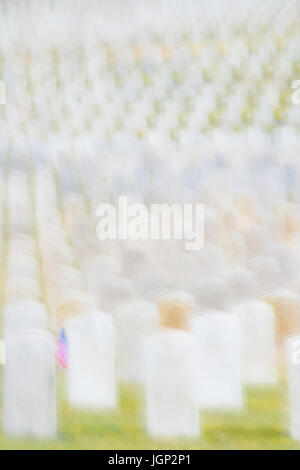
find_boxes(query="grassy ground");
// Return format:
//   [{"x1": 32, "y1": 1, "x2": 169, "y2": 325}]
[{"x1": 0, "y1": 376, "x2": 299, "y2": 450}]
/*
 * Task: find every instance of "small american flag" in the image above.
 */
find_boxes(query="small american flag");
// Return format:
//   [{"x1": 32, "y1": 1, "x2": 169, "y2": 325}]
[{"x1": 57, "y1": 328, "x2": 68, "y2": 368}]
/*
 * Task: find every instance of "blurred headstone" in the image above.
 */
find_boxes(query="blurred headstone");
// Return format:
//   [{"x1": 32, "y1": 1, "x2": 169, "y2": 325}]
[
  {"x1": 231, "y1": 300, "x2": 277, "y2": 384},
  {"x1": 158, "y1": 291, "x2": 195, "y2": 331},
  {"x1": 3, "y1": 330, "x2": 56, "y2": 438},
  {"x1": 143, "y1": 328, "x2": 200, "y2": 438},
  {"x1": 285, "y1": 335, "x2": 300, "y2": 441},
  {"x1": 268, "y1": 291, "x2": 300, "y2": 339},
  {"x1": 96, "y1": 276, "x2": 137, "y2": 314},
  {"x1": 4, "y1": 301, "x2": 47, "y2": 332},
  {"x1": 115, "y1": 300, "x2": 159, "y2": 383},
  {"x1": 192, "y1": 311, "x2": 243, "y2": 409}
]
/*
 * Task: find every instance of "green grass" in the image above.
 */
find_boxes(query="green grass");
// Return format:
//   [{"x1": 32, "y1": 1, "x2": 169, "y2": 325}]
[{"x1": 0, "y1": 377, "x2": 299, "y2": 450}]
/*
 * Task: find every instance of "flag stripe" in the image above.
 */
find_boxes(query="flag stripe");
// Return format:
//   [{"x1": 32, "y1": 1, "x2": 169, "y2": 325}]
[{"x1": 57, "y1": 328, "x2": 68, "y2": 368}]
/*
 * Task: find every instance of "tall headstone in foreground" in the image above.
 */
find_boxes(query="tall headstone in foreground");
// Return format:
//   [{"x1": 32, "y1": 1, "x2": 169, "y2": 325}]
[
  {"x1": 230, "y1": 300, "x2": 277, "y2": 384},
  {"x1": 3, "y1": 330, "x2": 56, "y2": 438},
  {"x1": 115, "y1": 300, "x2": 159, "y2": 383},
  {"x1": 143, "y1": 329, "x2": 200, "y2": 438},
  {"x1": 4, "y1": 301, "x2": 47, "y2": 333},
  {"x1": 65, "y1": 311, "x2": 116, "y2": 409},
  {"x1": 285, "y1": 335, "x2": 300, "y2": 441},
  {"x1": 191, "y1": 311, "x2": 243, "y2": 409}
]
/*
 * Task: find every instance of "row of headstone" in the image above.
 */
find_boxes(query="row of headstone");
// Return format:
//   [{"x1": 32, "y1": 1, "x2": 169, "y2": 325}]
[
  {"x1": 4, "y1": 294, "x2": 300, "y2": 441},
  {"x1": 1, "y1": 165, "x2": 54, "y2": 437},
  {"x1": 3, "y1": 148, "x2": 299, "y2": 442},
  {"x1": 62, "y1": 297, "x2": 278, "y2": 440},
  {"x1": 4, "y1": 160, "x2": 300, "y2": 442},
  {"x1": 2, "y1": 167, "x2": 294, "y2": 441},
  {"x1": 2, "y1": 1, "x2": 297, "y2": 140},
  {"x1": 6, "y1": 171, "x2": 42, "y2": 309}
]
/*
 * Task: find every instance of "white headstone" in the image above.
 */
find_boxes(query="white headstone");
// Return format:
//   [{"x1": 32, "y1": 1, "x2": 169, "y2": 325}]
[
  {"x1": 96, "y1": 276, "x2": 137, "y2": 314},
  {"x1": 5, "y1": 277, "x2": 40, "y2": 302},
  {"x1": 81, "y1": 255, "x2": 122, "y2": 289},
  {"x1": 191, "y1": 311, "x2": 243, "y2": 409},
  {"x1": 196, "y1": 278, "x2": 229, "y2": 310},
  {"x1": 115, "y1": 300, "x2": 159, "y2": 383},
  {"x1": 7, "y1": 254, "x2": 38, "y2": 279},
  {"x1": 226, "y1": 267, "x2": 257, "y2": 305},
  {"x1": 285, "y1": 335, "x2": 300, "y2": 441},
  {"x1": 231, "y1": 300, "x2": 277, "y2": 384},
  {"x1": 65, "y1": 311, "x2": 116, "y2": 409},
  {"x1": 3, "y1": 330, "x2": 56, "y2": 438},
  {"x1": 4, "y1": 301, "x2": 47, "y2": 332},
  {"x1": 143, "y1": 328, "x2": 200, "y2": 438}
]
